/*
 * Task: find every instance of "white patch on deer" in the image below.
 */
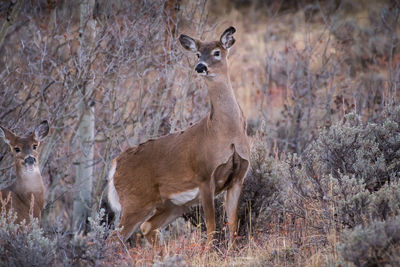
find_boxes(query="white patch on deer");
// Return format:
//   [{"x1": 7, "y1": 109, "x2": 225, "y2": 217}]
[
  {"x1": 107, "y1": 160, "x2": 121, "y2": 213},
  {"x1": 169, "y1": 188, "x2": 199, "y2": 205},
  {"x1": 20, "y1": 166, "x2": 43, "y2": 192}
]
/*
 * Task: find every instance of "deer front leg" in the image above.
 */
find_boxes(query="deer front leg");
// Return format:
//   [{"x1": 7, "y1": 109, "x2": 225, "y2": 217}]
[
  {"x1": 225, "y1": 181, "x2": 243, "y2": 248},
  {"x1": 200, "y1": 182, "x2": 216, "y2": 244}
]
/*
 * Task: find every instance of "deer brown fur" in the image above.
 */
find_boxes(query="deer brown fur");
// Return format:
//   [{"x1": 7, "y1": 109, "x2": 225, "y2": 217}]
[
  {"x1": 0, "y1": 121, "x2": 49, "y2": 223},
  {"x1": 108, "y1": 26, "x2": 250, "y2": 246}
]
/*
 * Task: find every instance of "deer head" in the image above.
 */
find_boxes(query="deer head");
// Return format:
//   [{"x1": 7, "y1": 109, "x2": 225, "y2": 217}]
[
  {"x1": 0, "y1": 121, "x2": 49, "y2": 173},
  {"x1": 179, "y1": 26, "x2": 236, "y2": 78}
]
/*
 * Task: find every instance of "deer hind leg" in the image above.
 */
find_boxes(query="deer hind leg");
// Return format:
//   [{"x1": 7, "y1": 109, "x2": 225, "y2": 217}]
[
  {"x1": 140, "y1": 201, "x2": 188, "y2": 246},
  {"x1": 117, "y1": 208, "x2": 154, "y2": 242}
]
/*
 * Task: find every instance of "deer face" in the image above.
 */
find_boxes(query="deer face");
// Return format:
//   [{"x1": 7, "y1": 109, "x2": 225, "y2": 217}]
[
  {"x1": 0, "y1": 121, "x2": 49, "y2": 173},
  {"x1": 179, "y1": 26, "x2": 236, "y2": 78}
]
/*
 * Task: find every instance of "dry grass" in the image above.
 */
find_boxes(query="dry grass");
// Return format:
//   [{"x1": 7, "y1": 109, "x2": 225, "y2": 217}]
[{"x1": 112, "y1": 211, "x2": 339, "y2": 267}]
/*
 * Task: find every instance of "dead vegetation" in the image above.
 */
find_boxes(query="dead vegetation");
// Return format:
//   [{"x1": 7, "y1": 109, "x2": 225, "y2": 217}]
[{"x1": 0, "y1": 0, "x2": 399, "y2": 266}]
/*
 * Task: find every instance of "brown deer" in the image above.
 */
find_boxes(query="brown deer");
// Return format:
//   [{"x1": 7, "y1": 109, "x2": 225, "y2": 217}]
[
  {"x1": 108, "y1": 26, "x2": 250, "y2": 246},
  {"x1": 0, "y1": 121, "x2": 49, "y2": 223}
]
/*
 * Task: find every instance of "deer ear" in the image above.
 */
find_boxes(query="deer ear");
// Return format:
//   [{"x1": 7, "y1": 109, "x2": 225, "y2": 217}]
[
  {"x1": 179, "y1": 34, "x2": 198, "y2": 52},
  {"x1": 0, "y1": 126, "x2": 16, "y2": 145},
  {"x1": 220, "y1": 26, "x2": 236, "y2": 50},
  {"x1": 34, "y1": 121, "x2": 49, "y2": 141}
]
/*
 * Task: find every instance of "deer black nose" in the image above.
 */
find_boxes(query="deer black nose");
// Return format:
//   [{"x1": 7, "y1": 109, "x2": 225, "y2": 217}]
[
  {"x1": 24, "y1": 156, "x2": 36, "y2": 165},
  {"x1": 195, "y1": 63, "x2": 207, "y2": 73}
]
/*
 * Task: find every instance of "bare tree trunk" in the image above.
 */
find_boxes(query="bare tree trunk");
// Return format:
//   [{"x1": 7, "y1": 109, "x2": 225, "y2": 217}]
[
  {"x1": 0, "y1": 0, "x2": 23, "y2": 49},
  {"x1": 73, "y1": 0, "x2": 96, "y2": 232}
]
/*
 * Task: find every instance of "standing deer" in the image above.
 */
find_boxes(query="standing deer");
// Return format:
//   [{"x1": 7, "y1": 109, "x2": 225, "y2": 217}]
[
  {"x1": 0, "y1": 121, "x2": 49, "y2": 223},
  {"x1": 108, "y1": 26, "x2": 250, "y2": 246}
]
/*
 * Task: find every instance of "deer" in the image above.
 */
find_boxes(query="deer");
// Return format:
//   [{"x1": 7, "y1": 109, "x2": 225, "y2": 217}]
[
  {"x1": 108, "y1": 26, "x2": 250, "y2": 247},
  {"x1": 0, "y1": 121, "x2": 49, "y2": 223}
]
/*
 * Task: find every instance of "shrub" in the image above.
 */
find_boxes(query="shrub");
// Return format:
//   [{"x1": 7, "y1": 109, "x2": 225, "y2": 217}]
[
  {"x1": 61, "y1": 209, "x2": 121, "y2": 266},
  {"x1": 0, "y1": 209, "x2": 121, "y2": 267},
  {"x1": 0, "y1": 210, "x2": 56, "y2": 267},
  {"x1": 306, "y1": 111, "x2": 398, "y2": 191},
  {"x1": 338, "y1": 216, "x2": 400, "y2": 266},
  {"x1": 369, "y1": 180, "x2": 400, "y2": 221},
  {"x1": 281, "y1": 107, "x2": 400, "y2": 229},
  {"x1": 273, "y1": 107, "x2": 400, "y2": 265}
]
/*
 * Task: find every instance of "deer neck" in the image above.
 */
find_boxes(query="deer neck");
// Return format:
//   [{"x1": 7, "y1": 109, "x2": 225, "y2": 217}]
[
  {"x1": 14, "y1": 165, "x2": 45, "y2": 196},
  {"x1": 205, "y1": 73, "x2": 241, "y2": 127}
]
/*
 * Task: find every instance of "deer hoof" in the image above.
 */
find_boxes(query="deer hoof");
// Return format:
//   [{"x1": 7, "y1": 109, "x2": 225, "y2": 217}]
[{"x1": 140, "y1": 221, "x2": 152, "y2": 235}]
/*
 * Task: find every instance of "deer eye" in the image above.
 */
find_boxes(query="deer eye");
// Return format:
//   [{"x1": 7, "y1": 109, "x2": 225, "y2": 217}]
[
  {"x1": 196, "y1": 53, "x2": 201, "y2": 59},
  {"x1": 14, "y1": 147, "x2": 20, "y2": 153},
  {"x1": 214, "y1": 50, "x2": 221, "y2": 57},
  {"x1": 32, "y1": 144, "x2": 38, "y2": 150}
]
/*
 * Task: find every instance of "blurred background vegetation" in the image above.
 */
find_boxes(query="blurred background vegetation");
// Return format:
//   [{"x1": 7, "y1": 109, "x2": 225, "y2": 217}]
[{"x1": 0, "y1": 0, "x2": 399, "y2": 266}]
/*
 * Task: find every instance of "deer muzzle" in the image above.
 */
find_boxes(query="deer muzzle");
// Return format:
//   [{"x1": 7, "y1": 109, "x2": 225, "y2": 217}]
[
  {"x1": 24, "y1": 156, "x2": 37, "y2": 172},
  {"x1": 195, "y1": 62, "x2": 208, "y2": 74},
  {"x1": 24, "y1": 156, "x2": 36, "y2": 165}
]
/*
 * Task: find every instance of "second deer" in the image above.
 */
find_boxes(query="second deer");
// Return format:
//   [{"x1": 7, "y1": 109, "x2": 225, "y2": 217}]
[
  {"x1": 0, "y1": 121, "x2": 49, "y2": 223},
  {"x1": 108, "y1": 26, "x2": 250, "y2": 246}
]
